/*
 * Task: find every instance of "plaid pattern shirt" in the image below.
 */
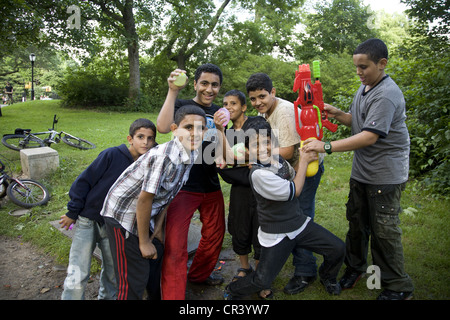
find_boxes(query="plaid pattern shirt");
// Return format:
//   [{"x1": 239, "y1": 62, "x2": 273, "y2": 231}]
[{"x1": 100, "y1": 137, "x2": 197, "y2": 236}]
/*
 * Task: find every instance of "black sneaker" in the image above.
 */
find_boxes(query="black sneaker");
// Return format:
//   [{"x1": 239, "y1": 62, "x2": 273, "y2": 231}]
[
  {"x1": 377, "y1": 289, "x2": 413, "y2": 300},
  {"x1": 320, "y1": 278, "x2": 342, "y2": 295},
  {"x1": 339, "y1": 269, "x2": 363, "y2": 290},
  {"x1": 204, "y1": 273, "x2": 224, "y2": 286},
  {"x1": 283, "y1": 275, "x2": 317, "y2": 294}
]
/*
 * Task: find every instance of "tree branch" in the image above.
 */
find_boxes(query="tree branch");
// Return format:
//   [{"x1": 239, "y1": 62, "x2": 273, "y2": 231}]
[{"x1": 185, "y1": 0, "x2": 231, "y2": 57}]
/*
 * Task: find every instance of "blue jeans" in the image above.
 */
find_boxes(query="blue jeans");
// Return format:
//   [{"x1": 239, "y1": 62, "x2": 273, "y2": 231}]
[
  {"x1": 292, "y1": 162, "x2": 324, "y2": 277},
  {"x1": 61, "y1": 216, "x2": 117, "y2": 300},
  {"x1": 228, "y1": 220, "x2": 345, "y2": 298}
]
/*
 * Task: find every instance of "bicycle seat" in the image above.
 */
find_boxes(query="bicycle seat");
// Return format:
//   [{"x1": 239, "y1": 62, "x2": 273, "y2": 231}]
[{"x1": 14, "y1": 128, "x2": 31, "y2": 135}]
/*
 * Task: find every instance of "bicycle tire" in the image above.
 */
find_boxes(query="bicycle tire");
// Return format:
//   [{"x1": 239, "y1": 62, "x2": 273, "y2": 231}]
[
  {"x1": 61, "y1": 134, "x2": 96, "y2": 150},
  {"x1": 7, "y1": 179, "x2": 50, "y2": 208},
  {"x1": 1, "y1": 134, "x2": 45, "y2": 151}
]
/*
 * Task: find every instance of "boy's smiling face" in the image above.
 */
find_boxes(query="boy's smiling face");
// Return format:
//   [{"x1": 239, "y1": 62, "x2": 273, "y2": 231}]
[
  {"x1": 171, "y1": 114, "x2": 206, "y2": 152},
  {"x1": 223, "y1": 95, "x2": 247, "y2": 122},
  {"x1": 248, "y1": 134, "x2": 278, "y2": 165},
  {"x1": 353, "y1": 53, "x2": 387, "y2": 90},
  {"x1": 248, "y1": 88, "x2": 277, "y2": 116},
  {"x1": 193, "y1": 72, "x2": 221, "y2": 107}
]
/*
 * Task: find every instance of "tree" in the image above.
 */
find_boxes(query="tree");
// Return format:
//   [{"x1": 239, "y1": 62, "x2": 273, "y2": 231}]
[
  {"x1": 296, "y1": 0, "x2": 377, "y2": 60},
  {"x1": 152, "y1": 0, "x2": 304, "y2": 69},
  {"x1": 15, "y1": 0, "x2": 163, "y2": 105},
  {"x1": 402, "y1": 0, "x2": 449, "y2": 38}
]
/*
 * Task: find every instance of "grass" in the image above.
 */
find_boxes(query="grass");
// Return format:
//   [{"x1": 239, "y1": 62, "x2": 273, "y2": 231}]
[{"x1": 0, "y1": 100, "x2": 449, "y2": 300}]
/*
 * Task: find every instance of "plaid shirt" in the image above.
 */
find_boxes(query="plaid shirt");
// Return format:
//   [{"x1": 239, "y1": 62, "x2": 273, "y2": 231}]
[{"x1": 100, "y1": 137, "x2": 197, "y2": 236}]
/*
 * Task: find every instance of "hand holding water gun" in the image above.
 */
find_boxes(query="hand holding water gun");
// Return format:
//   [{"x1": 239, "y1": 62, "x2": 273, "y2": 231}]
[{"x1": 293, "y1": 61, "x2": 338, "y2": 176}]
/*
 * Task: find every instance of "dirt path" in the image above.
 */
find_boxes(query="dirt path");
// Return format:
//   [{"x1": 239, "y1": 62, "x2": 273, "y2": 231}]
[
  {"x1": 0, "y1": 235, "x2": 100, "y2": 300},
  {"x1": 0, "y1": 235, "x2": 240, "y2": 300}
]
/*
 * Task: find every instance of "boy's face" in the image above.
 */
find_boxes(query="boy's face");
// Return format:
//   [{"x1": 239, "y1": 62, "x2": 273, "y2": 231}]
[
  {"x1": 248, "y1": 134, "x2": 276, "y2": 164},
  {"x1": 171, "y1": 115, "x2": 206, "y2": 152},
  {"x1": 223, "y1": 95, "x2": 247, "y2": 122},
  {"x1": 248, "y1": 88, "x2": 277, "y2": 115},
  {"x1": 127, "y1": 128, "x2": 156, "y2": 158},
  {"x1": 193, "y1": 72, "x2": 221, "y2": 107},
  {"x1": 353, "y1": 54, "x2": 387, "y2": 90}
]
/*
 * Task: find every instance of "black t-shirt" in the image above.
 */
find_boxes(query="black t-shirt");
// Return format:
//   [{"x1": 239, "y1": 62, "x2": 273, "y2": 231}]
[
  {"x1": 5, "y1": 85, "x2": 13, "y2": 93},
  {"x1": 174, "y1": 99, "x2": 221, "y2": 193}
]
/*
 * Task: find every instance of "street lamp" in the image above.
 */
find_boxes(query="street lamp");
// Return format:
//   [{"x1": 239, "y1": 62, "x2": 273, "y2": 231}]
[{"x1": 29, "y1": 53, "x2": 36, "y2": 101}]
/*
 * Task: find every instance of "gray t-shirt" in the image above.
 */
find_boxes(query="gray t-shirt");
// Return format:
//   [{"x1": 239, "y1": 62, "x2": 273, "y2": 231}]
[{"x1": 349, "y1": 75, "x2": 410, "y2": 184}]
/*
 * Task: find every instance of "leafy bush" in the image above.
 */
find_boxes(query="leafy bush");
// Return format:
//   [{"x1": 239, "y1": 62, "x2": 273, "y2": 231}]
[
  {"x1": 400, "y1": 53, "x2": 450, "y2": 195},
  {"x1": 57, "y1": 66, "x2": 128, "y2": 109}
]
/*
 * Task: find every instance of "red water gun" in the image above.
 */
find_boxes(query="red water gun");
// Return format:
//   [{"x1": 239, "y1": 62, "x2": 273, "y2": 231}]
[{"x1": 293, "y1": 61, "x2": 337, "y2": 176}]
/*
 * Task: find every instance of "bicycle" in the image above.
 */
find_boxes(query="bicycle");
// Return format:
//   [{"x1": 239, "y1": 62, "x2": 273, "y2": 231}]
[
  {"x1": 1, "y1": 114, "x2": 96, "y2": 151},
  {"x1": 0, "y1": 157, "x2": 50, "y2": 208}
]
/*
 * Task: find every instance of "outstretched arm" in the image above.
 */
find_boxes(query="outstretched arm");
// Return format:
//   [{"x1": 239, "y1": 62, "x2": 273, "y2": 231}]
[{"x1": 156, "y1": 69, "x2": 188, "y2": 133}]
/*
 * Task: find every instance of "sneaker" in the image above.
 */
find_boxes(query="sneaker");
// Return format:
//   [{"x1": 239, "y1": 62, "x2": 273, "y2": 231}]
[
  {"x1": 204, "y1": 273, "x2": 224, "y2": 286},
  {"x1": 339, "y1": 269, "x2": 363, "y2": 290},
  {"x1": 283, "y1": 275, "x2": 317, "y2": 294},
  {"x1": 377, "y1": 289, "x2": 413, "y2": 300},
  {"x1": 320, "y1": 278, "x2": 342, "y2": 295}
]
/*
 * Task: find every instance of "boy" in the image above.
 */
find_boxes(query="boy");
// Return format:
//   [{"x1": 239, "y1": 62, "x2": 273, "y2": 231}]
[
  {"x1": 101, "y1": 105, "x2": 207, "y2": 300},
  {"x1": 214, "y1": 90, "x2": 265, "y2": 282},
  {"x1": 303, "y1": 38, "x2": 414, "y2": 300},
  {"x1": 224, "y1": 120, "x2": 345, "y2": 299},
  {"x1": 157, "y1": 64, "x2": 226, "y2": 299},
  {"x1": 246, "y1": 73, "x2": 324, "y2": 294},
  {"x1": 60, "y1": 118, "x2": 157, "y2": 300}
]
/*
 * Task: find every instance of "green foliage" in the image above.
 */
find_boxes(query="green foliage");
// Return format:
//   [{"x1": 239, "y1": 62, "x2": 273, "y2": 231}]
[
  {"x1": 390, "y1": 52, "x2": 450, "y2": 195},
  {"x1": 58, "y1": 66, "x2": 128, "y2": 109},
  {"x1": 296, "y1": 0, "x2": 377, "y2": 60}
]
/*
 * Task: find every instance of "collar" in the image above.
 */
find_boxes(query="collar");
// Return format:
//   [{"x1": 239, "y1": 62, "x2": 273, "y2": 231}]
[
  {"x1": 172, "y1": 136, "x2": 198, "y2": 165},
  {"x1": 250, "y1": 155, "x2": 283, "y2": 171}
]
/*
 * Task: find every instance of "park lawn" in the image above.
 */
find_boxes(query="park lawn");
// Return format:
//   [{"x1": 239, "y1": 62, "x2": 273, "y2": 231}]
[{"x1": 0, "y1": 100, "x2": 448, "y2": 300}]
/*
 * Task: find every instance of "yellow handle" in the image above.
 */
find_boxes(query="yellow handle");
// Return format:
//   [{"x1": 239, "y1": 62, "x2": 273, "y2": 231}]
[{"x1": 300, "y1": 138, "x2": 319, "y2": 177}]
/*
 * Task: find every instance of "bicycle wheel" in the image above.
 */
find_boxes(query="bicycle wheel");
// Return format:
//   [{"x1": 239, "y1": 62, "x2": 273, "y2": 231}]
[
  {"x1": 61, "y1": 133, "x2": 96, "y2": 150},
  {"x1": 1, "y1": 134, "x2": 45, "y2": 151},
  {"x1": 7, "y1": 179, "x2": 50, "y2": 208}
]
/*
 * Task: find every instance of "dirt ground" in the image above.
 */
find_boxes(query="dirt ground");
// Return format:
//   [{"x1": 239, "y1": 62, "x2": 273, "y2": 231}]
[{"x1": 0, "y1": 235, "x2": 241, "y2": 300}]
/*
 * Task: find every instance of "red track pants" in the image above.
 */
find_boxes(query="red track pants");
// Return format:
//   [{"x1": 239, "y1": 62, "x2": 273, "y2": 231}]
[{"x1": 161, "y1": 190, "x2": 225, "y2": 300}]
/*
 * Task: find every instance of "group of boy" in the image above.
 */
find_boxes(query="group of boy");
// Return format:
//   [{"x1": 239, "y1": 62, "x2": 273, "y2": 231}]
[{"x1": 59, "y1": 38, "x2": 413, "y2": 301}]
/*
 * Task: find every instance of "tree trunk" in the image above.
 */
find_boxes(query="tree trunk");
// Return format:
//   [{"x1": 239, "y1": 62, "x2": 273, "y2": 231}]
[
  {"x1": 127, "y1": 41, "x2": 141, "y2": 102},
  {"x1": 123, "y1": 0, "x2": 140, "y2": 103}
]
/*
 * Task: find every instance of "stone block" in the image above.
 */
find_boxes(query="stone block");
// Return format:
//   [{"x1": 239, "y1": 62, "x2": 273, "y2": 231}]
[{"x1": 20, "y1": 147, "x2": 59, "y2": 179}]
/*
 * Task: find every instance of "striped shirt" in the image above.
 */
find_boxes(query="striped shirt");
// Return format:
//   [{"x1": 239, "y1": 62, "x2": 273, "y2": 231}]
[{"x1": 100, "y1": 137, "x2": 198, "y2": 236}]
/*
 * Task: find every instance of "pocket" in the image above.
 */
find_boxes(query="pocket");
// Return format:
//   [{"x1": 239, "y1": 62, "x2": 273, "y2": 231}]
[
  {"x1": 76, "y1": 216, "x2": 93, "y2": 229},
  {"x1": 374, "y1": 203, "x2": 402, "y2": 239}
]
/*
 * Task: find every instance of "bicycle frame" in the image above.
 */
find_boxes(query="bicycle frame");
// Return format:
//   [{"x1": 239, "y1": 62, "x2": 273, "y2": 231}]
[
  {"x1": 2, "y1": 114, "x2": 96, "y2": 151},
  {"x1": 23, "y1": 115, "x2": 60, "y2": 146}
]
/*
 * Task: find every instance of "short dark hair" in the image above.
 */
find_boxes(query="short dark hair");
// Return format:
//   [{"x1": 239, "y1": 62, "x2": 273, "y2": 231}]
[
  {"x1": 129, "y1": 118, "x2": 156, "y2": 137},
  {"x1": 174, "y1": 105, "x2": 207, "y2": 125},
  {"x1": 244, "y1": 117, "x2": 273, "y2": 149},
  {"x1": 354, "y1": 38, "x2": 388, "y2": 63},
  {"x1": 224, "y1": 89, "x2": 246, "y2": 106},
  {"x1": 246, "y1": 73, "x2": 273, "y2": 93},
  {"x1": 195, "y1": 63, "x2": 223, "y2": 85}
]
